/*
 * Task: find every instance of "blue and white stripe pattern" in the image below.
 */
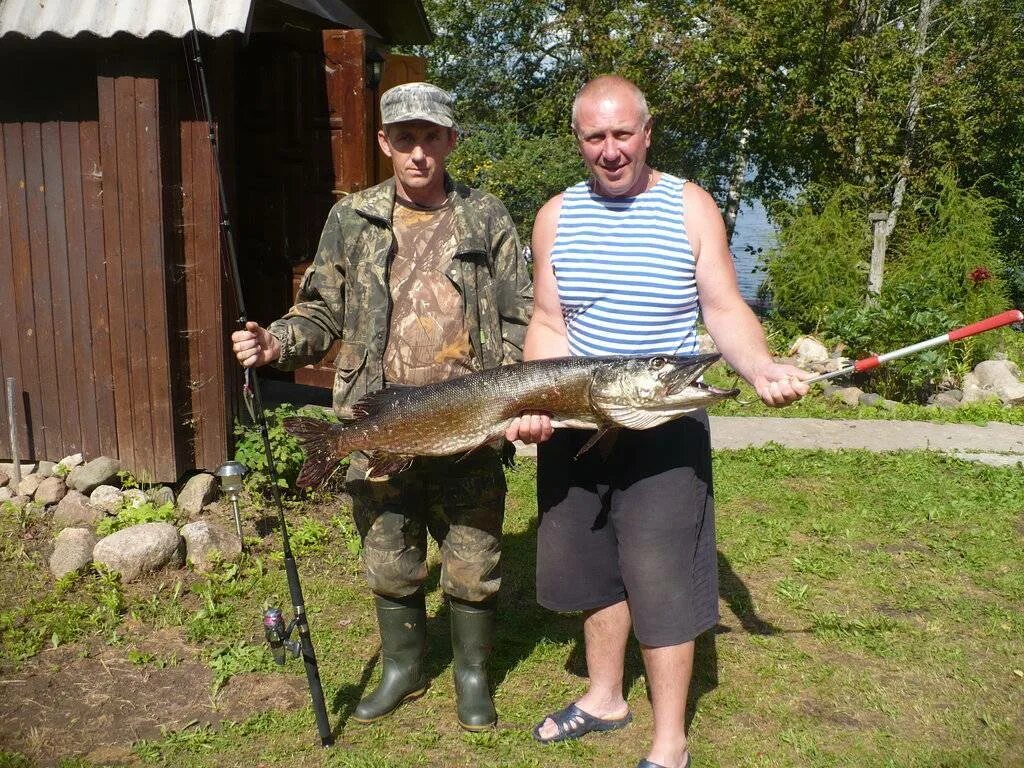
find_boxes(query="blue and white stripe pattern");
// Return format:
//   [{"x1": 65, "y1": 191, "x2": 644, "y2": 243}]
[{"x1": 550, "y1": 173, "x2": 699, "y2": 357}]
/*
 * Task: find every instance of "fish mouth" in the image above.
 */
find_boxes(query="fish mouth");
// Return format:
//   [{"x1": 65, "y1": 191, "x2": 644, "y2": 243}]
[
  {"x1": 689, "y1": 380, "x2": 741, "y2": 399},
  {"x1": 662, "y1": 353, "x2": 724, "y2": 392}
]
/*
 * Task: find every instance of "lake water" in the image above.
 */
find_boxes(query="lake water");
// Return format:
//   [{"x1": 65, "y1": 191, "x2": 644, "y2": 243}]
[{"x1": 730, "y1": 198, "x2": 775, "y2": 302}]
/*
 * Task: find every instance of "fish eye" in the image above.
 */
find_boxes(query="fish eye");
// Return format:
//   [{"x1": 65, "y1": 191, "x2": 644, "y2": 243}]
[{"x1": 648, "y1": 356, "x2": 667, "y2": 369}]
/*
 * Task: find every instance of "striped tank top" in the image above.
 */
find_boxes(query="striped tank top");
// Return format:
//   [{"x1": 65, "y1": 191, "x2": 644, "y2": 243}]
[{"x1": 550, "y1": 172, "x2": 699, "y2": 356}]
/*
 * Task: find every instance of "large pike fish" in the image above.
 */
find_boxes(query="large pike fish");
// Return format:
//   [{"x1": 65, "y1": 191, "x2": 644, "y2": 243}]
[{"x1": 283, "y1": 353, "x2": 738, "y2": 486}]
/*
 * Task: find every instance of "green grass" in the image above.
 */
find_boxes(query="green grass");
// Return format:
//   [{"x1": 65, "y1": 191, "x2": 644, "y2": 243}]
[
  {"x1": 1, "y1": 449, "x2": 1023, "y2": 767},
  {"x1": 704, "y1": 362, "x2": 1024, "y2": 425}
]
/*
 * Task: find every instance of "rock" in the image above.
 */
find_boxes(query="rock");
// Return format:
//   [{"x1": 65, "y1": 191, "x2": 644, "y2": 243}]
[
  {"x1": 147, "y1": 485, "x2": 176, "y2": 507},
  {"x1": 180, "y1": 520, "x2": 242, "y2": 572},
  {"x1": 960, "y1": 372, "x2": 1003, "y2": 405},
  {"x1": 68, "y1": 456, "x2": 122, "y2": 495},
  {"x1": 57, "y1": 453, "x2": 84, "y2": 471},
  {"x1": 788, "y1": 336, "x2": 830, "y2": 366},
  {"x1": 833, "y1": 386, "x2": 864, "y2": 407},
  {"x1": 970, "y1": 359, "x2": 1024, "y2": 405},
  {"x1": 0, "y1": 470, "x2": 9, "y2": 487},
  {"x1": 0, "y1": 486, "x2": 11, "y2": 502},
  {"x1": 17, "y1": 473, "x2": 42, "y2": 498},
  {"x1": 697, "y1": 333, "x2": 718, "y2": 354},
  {"x1": 90, "y1": 485, "x2": 124, "y2": 515},
  {"x1": 859, "y1": 392, "x2": 884, "y2": 408},
  {"x1": 36, "y1": 461, "x2": 56, "y2": 479},
  {"x1": 50, "y1": 528, "x2": 97, "y2": 578},
  {"x1": 121, "y1": 488, "x2": 148, "y2": 510},
  {"x1": 177, "y1": 473, "x2": 219, "y2": 516},
  {"x1": 92, "y1": 522, "x2": 184, "y2": 583},
  {"x1": 929, "y1": 391, "x2": 963, "y2": 409},
  {"x1": 6, "y1": 495, "x2": 30, "y2": 511},
  {"x1": 52, "y1": 491, "x2": 103, "y2": 530},
  {"x1": 34, "y1": 476, "x2": 68, "y2": 506},
  {"x1": 881, "y1": 398, "x2": 901, "y2": 411}
]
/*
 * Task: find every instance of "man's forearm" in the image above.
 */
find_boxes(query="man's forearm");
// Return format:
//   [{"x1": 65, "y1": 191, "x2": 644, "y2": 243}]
[{"x1": 703, "y1": 303, "x2": 775, "y2": 385}]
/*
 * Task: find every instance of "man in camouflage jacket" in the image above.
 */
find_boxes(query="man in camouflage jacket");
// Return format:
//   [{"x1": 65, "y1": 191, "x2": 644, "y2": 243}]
[{"x1": 231, "y1": 82, "x2": 532, "y2": 731}]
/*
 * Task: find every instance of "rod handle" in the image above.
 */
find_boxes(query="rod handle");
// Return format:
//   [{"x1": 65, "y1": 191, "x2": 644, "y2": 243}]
[{"x1": 948, "y1": 309, "x2": 1023, "y2": 341}]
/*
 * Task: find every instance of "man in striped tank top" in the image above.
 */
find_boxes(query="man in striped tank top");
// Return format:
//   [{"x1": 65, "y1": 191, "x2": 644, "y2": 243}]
[{"x1": 507, "y1": 75, "x2": 810, "y2": 768}]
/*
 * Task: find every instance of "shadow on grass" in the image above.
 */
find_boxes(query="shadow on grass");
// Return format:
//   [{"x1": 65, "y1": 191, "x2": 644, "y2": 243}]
[{"x1": 327, "y1": 523, "x2": 776, "y2": 737}]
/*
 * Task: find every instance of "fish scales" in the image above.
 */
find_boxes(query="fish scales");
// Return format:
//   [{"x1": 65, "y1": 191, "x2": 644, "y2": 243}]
[{"x1": 283, "y1": 353, "x2": 737, "y2": 485}]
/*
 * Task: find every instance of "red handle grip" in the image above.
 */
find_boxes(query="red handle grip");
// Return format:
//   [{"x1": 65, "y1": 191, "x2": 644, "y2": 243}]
[{"x1": 948, "y1": 310, "x2": 1023, "y2": 341}]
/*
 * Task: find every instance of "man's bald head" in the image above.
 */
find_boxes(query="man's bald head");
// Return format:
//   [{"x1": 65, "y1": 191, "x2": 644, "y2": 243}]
[{"x1": 571, "y1": 75, "x2": 651, "y2": 133}]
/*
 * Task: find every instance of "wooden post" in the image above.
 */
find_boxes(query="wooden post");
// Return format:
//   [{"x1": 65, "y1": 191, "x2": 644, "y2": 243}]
[
  {"x1": 6, "y1": 378, "x2": 20, "y2": 486},
  {"x1": 868, "y1": 211, "x2": 888, "y2": 301}
]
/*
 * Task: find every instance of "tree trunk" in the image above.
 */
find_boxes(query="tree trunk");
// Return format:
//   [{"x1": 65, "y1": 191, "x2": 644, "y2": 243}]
[
  {"x1": 872, "y1": 0, "x2": 935, "y2": 293},
  {"x1": 723, "y1": 127, "x2": 750, "y2": 245}
]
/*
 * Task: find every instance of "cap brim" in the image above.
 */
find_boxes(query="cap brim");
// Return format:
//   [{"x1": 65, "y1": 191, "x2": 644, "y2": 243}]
[{"x1": 382, "y1": 110, "x2": 455, "y2": 128}]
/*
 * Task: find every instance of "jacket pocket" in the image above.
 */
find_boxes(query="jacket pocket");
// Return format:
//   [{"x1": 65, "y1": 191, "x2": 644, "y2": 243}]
[{"x1": 334, "y1": 340, "x2": 367, "y2": 382}]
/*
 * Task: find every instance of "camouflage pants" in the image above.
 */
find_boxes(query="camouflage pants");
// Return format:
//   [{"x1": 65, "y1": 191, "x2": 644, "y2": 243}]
[{"x1": 346, "y1": 449, "x2": 506, "y2": 603}]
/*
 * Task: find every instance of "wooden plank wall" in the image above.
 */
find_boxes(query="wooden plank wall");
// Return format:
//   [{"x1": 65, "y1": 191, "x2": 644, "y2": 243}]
[
  {"x1": 0, "y1": 49, "x2": 184, "y2": 480},
  {"x1": 175, "y1": 41, "x2": 232, "y2": 474},
  {"x1": 0, "y1": 55, "x2": 118, "y2": 465}
]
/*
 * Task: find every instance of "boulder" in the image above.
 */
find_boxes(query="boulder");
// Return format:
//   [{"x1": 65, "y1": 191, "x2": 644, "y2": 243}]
[
  {"x1": 36, "y1": 461, "x2": 57, "y2": 479},
  {"x1": 970, "y1": 359, "x2": 1024, "y2": 405},
  {"x1": 69, "y1": 456, "x2": 122, "y2": 495},
  {"x1": 0, "y1": 470, "x2": 9, "y2": 487},
  {"x1": 928, "y1": 391, "x2": 963, "y2": 409},
  {"x1": 859, "y1": 392, "x2": 885, "y2": 408},
  {"x1": 180, "y1": 520, "x2": 242, "y2": 572},
  {"x1": 89, "y1": 485, "x2": 124, "y2": 515},
  {"x1": 92, "y1": 522, "x2": 184, "y2": 583},
  {"x1": 17, "y1": 473, "x2": 42, "y2": 498},
  {"x1": 50, "y1": 528, "x2": 97, "y2": 579},
  {"x1": 0, "y1": 486, "x2": 11, "y2": 502},
  {"x1": 146, "y1": 486, "x2": 176, "y2": 507},
  {"x1": 961, "y1": 372, "x2": 1003, "y2": 405},
  {"x1": 697, "y1": 333, "x2": 718, "y2": 354},
  {"x1": 6, "y1": 495, "x2": 30, "y2": 511},
  {"x1": 833, "y1": 386, "x2": 864, "y2": 407},
  {"x1": 788, "y1": 336, "x2": 830, "y2": 366},
  {"x1": 177, "y1": 473, "x2": 219, "y2": 516},
  {"x1": 52, "y1": 491, "x2": 103, "y2": 530},
  {"x1": 34, "y1": 476, "x2": 68, "y2": 506},
  {"x1": 57, "y1": 453, "x2": 84, "y2": 472},
  {"x1": 121, "y1": 488, "x2": 148, "y2": 509}
]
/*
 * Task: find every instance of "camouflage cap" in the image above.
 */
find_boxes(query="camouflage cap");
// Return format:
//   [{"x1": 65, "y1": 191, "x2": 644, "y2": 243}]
[{"x1": 380, "y1": 82, "x2": 456, "y2": 128}]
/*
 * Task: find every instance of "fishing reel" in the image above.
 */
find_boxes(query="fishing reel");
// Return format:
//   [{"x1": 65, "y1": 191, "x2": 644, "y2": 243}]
[{"x1": 263, "y1": 607, "x2": 302, "y2": 665}]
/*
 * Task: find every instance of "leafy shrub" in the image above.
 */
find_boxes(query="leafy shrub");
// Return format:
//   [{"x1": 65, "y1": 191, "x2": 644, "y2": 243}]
[
  {"x1": 95, "y1": 501, "x2": 176, "y2": 536},
  {"x1": 763, "y1": 184, "x2": 870, "y2": 332},
  {"x1": 820, "y1": 173, "x2": 1012, "y2": 400},
  {"x1": 233, "y1": 404, "x2": 339, "y2": 496}
]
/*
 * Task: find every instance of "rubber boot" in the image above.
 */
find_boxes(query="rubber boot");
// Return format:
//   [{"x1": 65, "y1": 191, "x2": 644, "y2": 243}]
[
  {"x1": 450, "y1": 597, "x2": 497, "y2": 731},
  {"x1": 352, "y1": 591, "x2": 428, "y2": 723}
]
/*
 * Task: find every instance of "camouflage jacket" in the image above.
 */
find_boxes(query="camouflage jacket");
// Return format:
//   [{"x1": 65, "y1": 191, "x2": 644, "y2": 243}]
[{"x1": 268, "y1": 177, "x2": 533, "y2": 414}]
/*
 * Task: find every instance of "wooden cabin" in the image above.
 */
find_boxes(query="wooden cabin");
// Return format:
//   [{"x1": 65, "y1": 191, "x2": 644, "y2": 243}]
[{"x1": 0, "y1": 0, "x2": 428, "y2": 481}]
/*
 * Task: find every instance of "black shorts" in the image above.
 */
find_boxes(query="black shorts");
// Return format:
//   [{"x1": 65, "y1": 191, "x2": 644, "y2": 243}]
[{"x1": 535, "y1": 412, "x2": 719, "y2": 647}]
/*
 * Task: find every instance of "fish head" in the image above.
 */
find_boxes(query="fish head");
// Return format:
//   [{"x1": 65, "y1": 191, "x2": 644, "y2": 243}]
[{"x1": 589, "y1": 353, "x2": 739, "y2": 429}]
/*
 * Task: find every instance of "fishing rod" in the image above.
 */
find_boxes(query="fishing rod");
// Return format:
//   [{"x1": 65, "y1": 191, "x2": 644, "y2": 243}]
[
  {"x1": 804, "y1": 309, "x2": 1024, "y2": 384},
  {"x1": 183, "y1": 1, "x2": 333, "y2": 746}
]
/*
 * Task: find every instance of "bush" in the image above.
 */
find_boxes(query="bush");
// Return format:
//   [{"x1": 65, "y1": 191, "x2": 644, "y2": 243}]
[
  {"x1": 820, "y1": 172, "x2": 1011, "y2": 400},
  {"x1": 95, "y1": 501, "x2": 176, "y2": 537},
  {"x1": 763, "y1": 184, "x2": 870, "y2": 332},
  {"x1": 233, "y1": 404, "x2": 339, "y2": 496}
]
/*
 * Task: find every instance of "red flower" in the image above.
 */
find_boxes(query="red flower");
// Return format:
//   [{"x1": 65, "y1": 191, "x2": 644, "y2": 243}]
[{"x1": 968, "y1": 267, "x2": 992, "y2": 285}]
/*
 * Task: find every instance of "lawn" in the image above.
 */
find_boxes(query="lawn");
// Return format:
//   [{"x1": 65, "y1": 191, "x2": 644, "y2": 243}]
[{"x1": 1, "y1": 448, "x2": 1022, "y2": 767}]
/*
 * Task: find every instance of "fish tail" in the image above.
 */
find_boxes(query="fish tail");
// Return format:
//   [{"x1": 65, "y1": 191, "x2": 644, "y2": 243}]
[{"x1": 282, "y1": 416, "x2": 350, "y2": 488}]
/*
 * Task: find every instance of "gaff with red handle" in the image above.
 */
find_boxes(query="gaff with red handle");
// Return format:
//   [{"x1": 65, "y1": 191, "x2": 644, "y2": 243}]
[{"x1": 804, "y1": 309, "x2": 1024, "y2": 385}]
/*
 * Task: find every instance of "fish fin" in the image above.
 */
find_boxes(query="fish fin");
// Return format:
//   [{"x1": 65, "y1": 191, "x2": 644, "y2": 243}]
[
  {"x1": 598, "y1": 405, "x2": 677, "y2": 430},
  {"x1": 351, "y1": 388, "x2": 406, "y2": 420},
  {"x1": 367, "y1": 452, "x2": 415, "y2": 479},
  {"x1": 575, "y1": 426, "x2": 620, "y2": 458},
  {"x1": 282, "y1": 416, "x2": 347, "y2": 489},
  {"x1": 456, "y1": 438, "x2": 515, "y2": 468}
]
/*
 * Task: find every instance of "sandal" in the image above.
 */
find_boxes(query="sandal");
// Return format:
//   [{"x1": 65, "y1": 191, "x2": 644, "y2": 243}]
[
  {"x1": 637, "y1": 754, "x2": 691, "y2": 768},
  {"x1": 532, "y1": 702, "x2": 633, "y2": 744}
]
